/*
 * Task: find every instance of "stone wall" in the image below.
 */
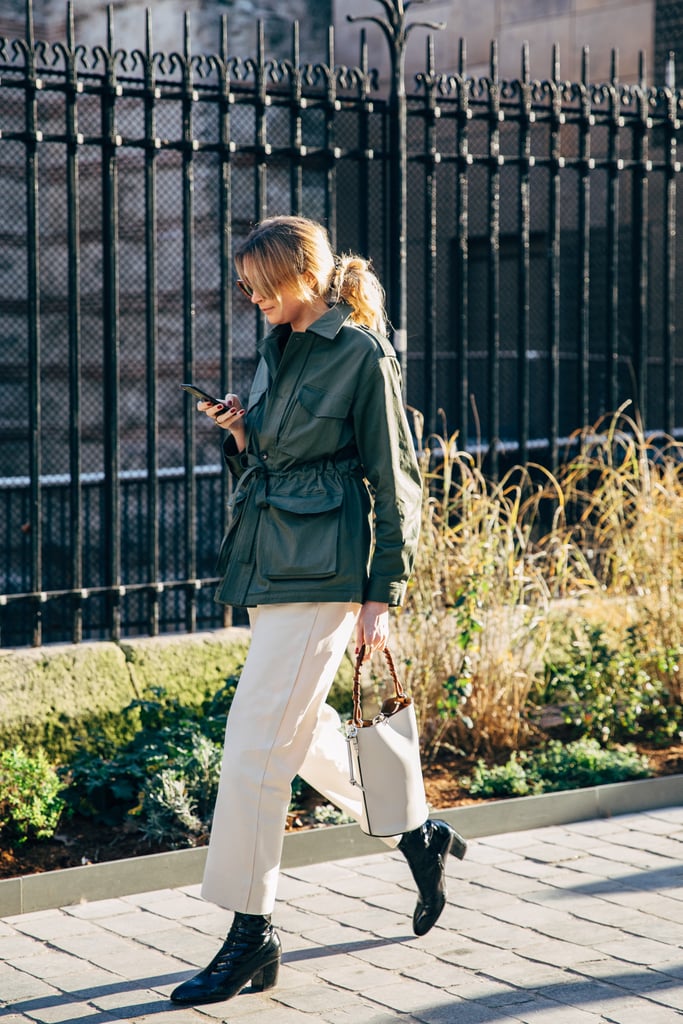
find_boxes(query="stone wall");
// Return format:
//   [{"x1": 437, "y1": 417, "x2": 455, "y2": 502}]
[
  {"x1": 0, "y1": 626, "x2": 356, "y2": 760},
  {"x1": 655, "y1": 0, "x2": 683, "y2": 79},
  {"x1": 0, "y1": 628, "x2": 250, "y2": 760},
  {"x1": 335, "y1": 0, "x2": 655, "y2": 85},
  {"x1": 0, "y1": 0, "x2": 332, "y2": 60}
]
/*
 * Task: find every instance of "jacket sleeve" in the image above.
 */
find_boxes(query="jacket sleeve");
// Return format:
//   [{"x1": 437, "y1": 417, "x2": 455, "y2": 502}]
[
  {"x1": 352, "y1": 351, "x2": 423, "y2": 606},
  {"x1": 220, "y1": 355, "x2": 269, "y2": 480},
  {"x1": 222, "y1": 434, "x2": 249, "y2": 480}
]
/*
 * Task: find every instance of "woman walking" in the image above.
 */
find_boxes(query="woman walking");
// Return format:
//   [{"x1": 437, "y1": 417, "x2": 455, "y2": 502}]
[{"x1": 171, "y1": 215, "x2": 466, "y2": 1007}]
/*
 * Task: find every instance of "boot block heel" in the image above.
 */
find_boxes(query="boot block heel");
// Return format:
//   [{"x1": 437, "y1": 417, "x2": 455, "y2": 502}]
[
  {"x1": 251, "y1": 957, "x2": 279, "y2": 993},
  {"x1": 449, "y1": 829, "x2": 467, "y2": 861}
]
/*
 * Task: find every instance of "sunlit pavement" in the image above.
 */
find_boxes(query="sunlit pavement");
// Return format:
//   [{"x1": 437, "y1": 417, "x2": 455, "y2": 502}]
[{"x1": 2, "y1": 807, "x2": 683, "y2": 1023}]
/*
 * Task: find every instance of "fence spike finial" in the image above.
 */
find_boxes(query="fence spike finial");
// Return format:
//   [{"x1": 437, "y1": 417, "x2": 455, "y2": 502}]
[
  {"x1": 25, "y1": 0, "x2": 34, "y2": 46},
  {"x1": 360, "y1": 26, "x2": 367, "y2": 73},
  {"x1": 328, "y1": 23, "x2": 334, "y2": 70},
  {"x1": 666, "y1": 50, "x2": 675, "y2": 89},
  {"x1": 67, "y1": 0, "x2": 75, "y2": 50},
  {"x1": 221, "y1": 13, "x2": 228, "y2": 63},
  {"x1": 257, "y1": 18, "x2": 264, "y2": 63},
  {"x1": 292, "y1": 19, "x2": 300, "y2": 66},
  {"x1": 522, "y1": 40, "x2": 529, "y2": 82},
  {"x1": 184, "y1": 9, "x2": 191, "y2": 60},
  {"x1": 490, "y1": 38, "x2": 498, "y2": 80},
  {"x1": 552, "y1": 41, "x2": 560, "y2": 82},
  {"x1": 581, "y1": 45, "x2": 589, "y2": 86}
]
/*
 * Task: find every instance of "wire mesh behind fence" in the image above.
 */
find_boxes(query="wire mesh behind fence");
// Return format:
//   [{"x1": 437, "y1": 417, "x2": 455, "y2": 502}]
[{"x1": 1, "y1": 5, "x2": 682, "y2": 645}]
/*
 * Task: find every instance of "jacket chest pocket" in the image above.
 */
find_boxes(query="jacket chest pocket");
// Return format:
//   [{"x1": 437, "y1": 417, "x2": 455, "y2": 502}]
[
  {"x1": 257, "y1": 485, "x2": 343, "y2": 581},
  {"x1": 279, "y1": 384, "x2": 352, "y2": 460}
]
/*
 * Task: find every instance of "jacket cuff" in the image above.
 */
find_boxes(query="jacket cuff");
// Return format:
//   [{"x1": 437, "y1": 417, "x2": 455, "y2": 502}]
[
  {"x1": 364, "y1": 579, "x2": 407, "y2": 607},
  {"x1": 222, "y1": 435, "x2": 248, "y2": 477}
]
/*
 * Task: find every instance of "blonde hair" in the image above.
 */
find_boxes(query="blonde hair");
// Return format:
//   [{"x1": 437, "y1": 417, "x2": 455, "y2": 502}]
[{"x1": 235, "y1": 215, "x2": 387, "y2": 334}]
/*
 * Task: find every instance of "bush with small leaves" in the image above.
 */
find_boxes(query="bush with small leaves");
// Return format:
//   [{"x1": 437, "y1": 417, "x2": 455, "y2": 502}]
[
  {"x1": 540, "y1": 622, "x2": 682, "y2": 746},
  {"x1": 0, "y1": 746, "x2": 65, "y2": 843},
  {"x1": 462, "y1": 738, "x2": 651, "y2": 799},
  {"x1": 135, "y1": 731, "x2": 225, "y2": 846}
]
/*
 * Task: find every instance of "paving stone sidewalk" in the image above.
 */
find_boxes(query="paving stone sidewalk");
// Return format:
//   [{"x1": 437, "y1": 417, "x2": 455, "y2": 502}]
[{"x1": 2, "y1": 806, "x2": 683, "y2": 1024}]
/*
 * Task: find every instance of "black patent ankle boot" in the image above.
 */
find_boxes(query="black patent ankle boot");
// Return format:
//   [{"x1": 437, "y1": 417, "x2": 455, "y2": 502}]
[
  {"x1": 170, "y1": 912, "x2": 281, "y2": 1006},
  {"x1": 398, "y1": 818, "x2": 467, "y2": 937}
]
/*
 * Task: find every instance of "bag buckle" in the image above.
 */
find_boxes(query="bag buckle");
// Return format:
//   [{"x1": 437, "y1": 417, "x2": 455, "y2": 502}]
[{"x1": 345, "y1": 726, "x2": 365, "y2": 790}]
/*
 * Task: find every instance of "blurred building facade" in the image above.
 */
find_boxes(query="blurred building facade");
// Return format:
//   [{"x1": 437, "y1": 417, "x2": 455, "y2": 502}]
[{"x1": 335, "y1": 1, "x2": 656, "y2": 85}]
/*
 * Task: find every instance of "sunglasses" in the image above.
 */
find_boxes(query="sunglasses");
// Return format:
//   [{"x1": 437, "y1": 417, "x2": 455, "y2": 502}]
[{"x1": 235, "y1": 279, "x2": 254, "y2": 298}]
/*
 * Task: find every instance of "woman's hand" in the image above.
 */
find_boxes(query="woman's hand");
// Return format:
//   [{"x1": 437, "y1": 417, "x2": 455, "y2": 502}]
[
  {"x1": 199, "y1": 395, "x2": 246, "y2": 452},
  {"x1": 355, "y1": 601, "x2": 389, "y2": 661}
]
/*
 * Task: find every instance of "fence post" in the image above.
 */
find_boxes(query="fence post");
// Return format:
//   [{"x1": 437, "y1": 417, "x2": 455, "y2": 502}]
[
  {"x1": 417, "y1": 36, "x2": 439, "y2": 437},
  {"x1": 577, "y1": 46, "x2": 592, "y2": 432},
  {"x1": 142, "y1": 8, "x2": 160, "y2": 637},
  {"x1": 632, "y1": 50, "x2": 650, "y2": 423},
  {"x1": 663, "y1": 52, "x2": 678, "y2": 436},
  {"x1": 486, "y1": 40, "x2": 501, "y2": 479},
  {"x1": 547, "y1": 44, "x2": 562, "y2": 470},
  {"x1": 606, "y1": 50, "x2": 621, "y2": 414},
  {"x1": 98, "y1": 6, "x2": 122, "y2": 640},
  {"x1": 20, "y1": 0, "x2": 43, "y2": 645},
  {"x1": 347, "y1": 1, "x2": 444, "y2": 391},
  {"x1": 63, "y1": 0, "x2": 84, "y2": 643},
  {"x1": 180, "y1": 11, "x2": 197, "y2": 634},
  {"x1": 517, "y1": 42, "x2": 532, "y2": 468}
]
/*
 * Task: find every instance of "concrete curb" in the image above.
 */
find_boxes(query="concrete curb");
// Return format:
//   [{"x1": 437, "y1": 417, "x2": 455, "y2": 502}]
[{"x1": 1, "y1": 773, "x2": 681, "y2": 917}]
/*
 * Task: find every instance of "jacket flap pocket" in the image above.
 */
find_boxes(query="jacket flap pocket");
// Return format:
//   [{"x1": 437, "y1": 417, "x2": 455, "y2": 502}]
[
  {"x1": 258, "y1": 493, "x2": 342, "y2": 580},
  {"x1": 266, "y1": 488, "x2": 343, "y2": 515},
  {"x1": 298, "y1": 384, "x2": 352, "y2": 419}
]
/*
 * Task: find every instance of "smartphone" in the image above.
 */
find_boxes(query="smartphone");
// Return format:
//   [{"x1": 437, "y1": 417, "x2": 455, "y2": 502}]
[{"x1": 180, "y1": 383, "x2": 225, "y2": 407}]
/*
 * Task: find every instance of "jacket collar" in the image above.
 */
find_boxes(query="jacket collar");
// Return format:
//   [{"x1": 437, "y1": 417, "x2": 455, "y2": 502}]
[
  {"x1": 257, "y1": 302, "x2": 353, "y2": 360},
  {"x1": 307, "y1": 302, "x2": 354, "y2": 339}
]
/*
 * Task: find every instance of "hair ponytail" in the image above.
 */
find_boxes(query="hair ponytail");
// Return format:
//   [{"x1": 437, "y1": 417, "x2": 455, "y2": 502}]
[{"x1": 333, "y1": 255, "x2": 387, "y2": 335}]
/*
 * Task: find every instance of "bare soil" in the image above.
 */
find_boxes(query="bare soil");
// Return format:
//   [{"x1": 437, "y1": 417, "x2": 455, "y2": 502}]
[{"x1": 1, "y1": 745, "x2": 681, "y2": 881}]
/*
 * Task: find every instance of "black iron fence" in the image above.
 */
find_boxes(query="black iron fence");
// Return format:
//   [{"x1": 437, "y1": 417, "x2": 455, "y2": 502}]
[{"x1": 2, "y1": 0, "x2": 683, "y2": 646}]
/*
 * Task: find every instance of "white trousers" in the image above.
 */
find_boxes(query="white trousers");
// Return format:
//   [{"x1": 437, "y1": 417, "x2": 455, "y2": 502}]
[{"x1": 201, "y1": 602, "x2": 399, "y2": 915}]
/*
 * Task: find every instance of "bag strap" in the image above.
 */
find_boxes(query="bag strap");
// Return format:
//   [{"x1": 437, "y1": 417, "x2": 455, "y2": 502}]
[{"x1": 352, "y1": 645, "x2": 406, "y2": 728}]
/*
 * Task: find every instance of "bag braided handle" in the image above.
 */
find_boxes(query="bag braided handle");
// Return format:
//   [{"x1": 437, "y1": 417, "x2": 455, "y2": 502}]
[{"x1": 351, "y1": 646, "x2": 407, "y2": 729}]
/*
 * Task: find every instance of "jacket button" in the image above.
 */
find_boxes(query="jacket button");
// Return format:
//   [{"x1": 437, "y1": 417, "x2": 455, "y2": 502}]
[{"x1": 260, "y1": 452, "x2": 268, "y2": 461}]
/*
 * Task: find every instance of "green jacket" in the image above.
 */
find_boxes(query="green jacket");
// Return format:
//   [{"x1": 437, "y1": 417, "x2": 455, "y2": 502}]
[{"x1": 214, "y1": 303, "x2": 422, "y2": 608}]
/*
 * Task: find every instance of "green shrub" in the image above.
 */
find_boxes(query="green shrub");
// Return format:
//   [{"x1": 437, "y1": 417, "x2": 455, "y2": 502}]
[
  {"x1": 60, "y1": 678, "x2": 238, "y2": 833},
  {"x1": 462, "y1": 738, "x2": 652, "y2": 798},
  {"x1": 0, "y1": 746, "x2": 65, "y2": 843},
  {"x1": 60, "y1": 748, "x2": 151, "y2": 825},
  {"x1": 539, "y1": 621, "x2": 682, "y2": 745},
  {"x1": 60, "y1": 666, "x2": 357, "y2": 847},
  {"x1": 522, "y1": 737, "x2": 652, "y2": 791},
  {"x1": 462, "y1": 753, "x2": 531, "y2": 798},
  {"x1": 135, "y1": 732, "x2": 223, "y2": 847},
  {"x1": 311, "y1": 804, "x2": 355, "y2": 826},
  {"x1": 289, "y1": 774, "x2": 308, "y2": 814}
]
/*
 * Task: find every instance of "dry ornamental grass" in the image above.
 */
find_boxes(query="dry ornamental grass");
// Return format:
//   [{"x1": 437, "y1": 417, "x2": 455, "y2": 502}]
[{"x1": 390, "y1": 405, "x2": 683, "y2": 762}]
